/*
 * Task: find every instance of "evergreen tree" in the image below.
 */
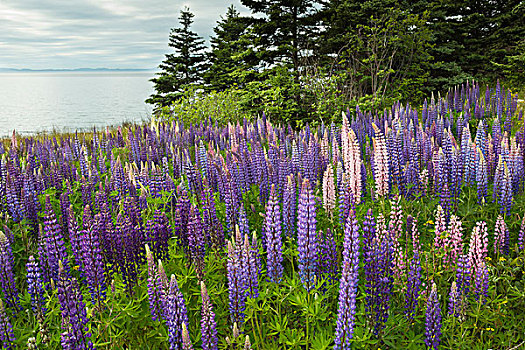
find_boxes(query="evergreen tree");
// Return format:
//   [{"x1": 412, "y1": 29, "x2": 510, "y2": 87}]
[
  {"x1": 147, "y1": 7, "x2": 207, "y2": 107},
  {"x1": 204, "y1": 5, "x2": 257, "y2": 91},
  {"x1": 240, "y1": 0, "x2": 318, "y2": 73}
]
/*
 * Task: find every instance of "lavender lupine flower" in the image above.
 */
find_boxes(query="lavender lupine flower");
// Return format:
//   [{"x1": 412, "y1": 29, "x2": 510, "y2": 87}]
[
  {"x1": 0, "y1": 300, "x2": 15, "y2": 349},
  {"x1": 0, "y1": 231, "x2": 19, "y2": 312},
  {"x1": 265, "y1": 184, "x2": 283, "y2": 283},
  {"x1": 166, "y1": 274, "x2": 190, "y2": 350},
  {"x1": 145, "y1": 245, "x2": 165, "y2": 322},
  {"x1": 297, "y1": 179, "x2": 319, "y2": 291},
  {"x1": 227, "y1": 240, "x2": 247, "y2": 327},
  {"x1": 334, "y1": 210, "x2": 360, "y2": 350},
  {"x1": 494, "y1": 215, "x2": 509, "y2": 256},
  {"x1": 79, "y1": 228, "x2": 106, "y2": 305},
  {"x1": 26, "y1": 255, "x2": 46, "y2": 316},
  {"x1": 56, "y1": 261, "x2": 94, "y2": 350},
  {"x1": 200, "y1": 282, "x2": 218, "y2": 350},
  {"x1": 425, "y1": 284, "x2": 442, "y2": 350}
]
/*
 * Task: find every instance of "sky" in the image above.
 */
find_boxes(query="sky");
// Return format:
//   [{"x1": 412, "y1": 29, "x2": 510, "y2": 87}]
[{"x1": 0, "y1": 0, "x2": 250, "y2": 70}]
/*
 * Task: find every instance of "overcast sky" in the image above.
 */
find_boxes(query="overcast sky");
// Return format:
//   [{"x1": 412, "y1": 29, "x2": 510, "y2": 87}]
[{"x1": 0, "y1": 0, "x2": 250, "y2": 69}]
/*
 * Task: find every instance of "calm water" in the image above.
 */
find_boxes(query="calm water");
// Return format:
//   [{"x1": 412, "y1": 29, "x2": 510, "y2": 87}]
[{"x1": 0, "y1": 72, "x2": 155, "y2": 136}]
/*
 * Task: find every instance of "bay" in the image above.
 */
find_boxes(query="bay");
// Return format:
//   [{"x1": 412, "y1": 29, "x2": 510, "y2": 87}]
[{"x1": 0, "y1": 71, "x2": 155, "y2": 136}]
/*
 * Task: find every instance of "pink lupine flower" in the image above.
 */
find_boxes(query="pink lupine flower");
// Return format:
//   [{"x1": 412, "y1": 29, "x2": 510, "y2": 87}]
[
  {"x1": 468, "y1": 221, "x2": 488, "y2": 273},
  {"x1": 445, "y1": 215, "x2": 463, "y2": 268},
  {"x1": 322, "y1": 164, "x2": 336, "y2": 217},
  {"x1": 372, "y1": 123, "x2": 389, "y2": 199}
]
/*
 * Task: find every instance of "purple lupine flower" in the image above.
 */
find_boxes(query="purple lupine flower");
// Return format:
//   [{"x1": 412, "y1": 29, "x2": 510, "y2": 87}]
[
  {"x1": 448, "y1": 281, "x2": 461, "y2": 317},
  {"x1": 145, "y1": 209, "x2": 171, "y2": 262},
  {"x1": 201, "y1": 182, "x2": 224, "y2": 250},
  {"x1": 282, "y1": 174, "x2": 296, "y2": 237},
  {"x1": 42, "y1": 195, "x2": 69, "y2": 281},
  {"x1": 474, "y1": 263, "x2": 489, "y2": 304},
  {"x1": 227, "y1": 240, "x2": 247, "y2": 327},
  {"x1": 0, "y1": 300, "x2": 15, "y2": 349},
  {"x1": 425, "y1": 283, "x2": 442, "y2": 350},
  {"x1": 26, "y1": 255, "x2": 46, "y2": 316},
  {"x1": 317, "y1": 228, "x2": 338, "y2": 283},
  {"x1": 242, "y1": 233, "x2": 260, "y2": 298},
  {"x1": 56, "y1": 261, "x2": 94, "y2": 350},
  {"x1": 68, "y1": 205, "x2": 83, "y2": 266},
  {"x1": 455, "y1": 253, "x2": 471, "y2": 301},
  {"x1": 499, "y1": 162, "x2": 512, "y2": 215},
  {"x1": 405, "y1": 248, "x2": 421, "y2": 321},
  {"x1": 79, "y1": 228, "x2": 106, "y2": 305},
  {"x1": 145, "y1": 245, "x2": 165, "y2": 322},
  {"x1": 476, "y1": 150, "x2": 488, "y2": 204},
  {"x1": 200, "y1": 282, "x2": 218, "y2": 350},
  {"x1": 265, "y1": 184, "x2": 283, "y2": 283},
  {"x1": 334, "y1": 210, "x2": 360, "y2": 349},
  {"x1": 187, "y1": 206, "x2": 206, "y2": 280},
  {"x1": 297, "y1": 179, "x2": 318, "y2": 291},
  {"x1": 166, "y1": 274, "x2": 190, "y2": 350},
  {"x1": 0, "y1": 231, "x2": 19, "y2": 312}
]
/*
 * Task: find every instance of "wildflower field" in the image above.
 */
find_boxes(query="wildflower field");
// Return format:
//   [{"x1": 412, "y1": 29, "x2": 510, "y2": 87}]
[{"x1": 1, "y1": 81, "x2": 525, "y2": 350}]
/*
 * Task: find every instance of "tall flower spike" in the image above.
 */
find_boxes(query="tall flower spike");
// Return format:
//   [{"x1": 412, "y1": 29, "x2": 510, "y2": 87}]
[
  {"x1": 226, "y1": 240, "x2": 247, "y2": 327},
  {"x1": 166, "y1": 274, "x2": 190, "y2": 350},
  {"x1": 200, "y1": 282, "x2": 218, "y2": 350},
  {"x1": 518, "y1": 215, "x2": 525, "y2": 251},
  {"x1": 145, "y1": 245, "x2": 165, "y2": 322},
  {"x1": 181, "y1": 323, "x2": 193, "y2": 350},
  {"x1": 334, "y1": 210, "x2": 360, "y2": 349},
  {"x1": 342, "y1": 115, "x2": 362, "y2": 203},
  {"x1": 297, "y1": 179, "x2": 318, "y2": 291},
  {"x1": 494, "y1": 215, "x2": 509, "y2": 256},
  {"x1": 80, "y1": 228, "x2": 106, "y2": 305},
  {"x1": 56, "y1": 261, "x2": 94, "y2": 350},
  {"x1": 26, "y1": 255, "x2": 46, "y2": 316},
  {"x1": 43, "y1": 195, "x2": 69, "y2": 281},
  {"x1": 0, "y1": 299, "x2": 15, "y2": 349},
  {"x1": 322, "y1": 164, "x2": 336, "y2": 217},
  {"x1": 372, "y1": 123, "x2": 389, "y2": 199},
  {"x1": 0, "y1": 231, "x2": 19, "y2": 312},
  {"x1": 425, "y1": 283, "x2": 442, "y2": 350},
  {"x1": 265, "y1": 184, "x2": 283, "y2": 283}
]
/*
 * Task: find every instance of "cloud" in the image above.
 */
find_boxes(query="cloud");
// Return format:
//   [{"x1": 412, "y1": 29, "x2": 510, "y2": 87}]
[{"x1": 0, "y1": 0, "x2": 250, "y2": 69}]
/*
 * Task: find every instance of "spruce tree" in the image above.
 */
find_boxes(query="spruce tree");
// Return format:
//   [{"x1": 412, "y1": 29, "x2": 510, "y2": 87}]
[
  {"x1": 204, "y1": 5, "x2": 257, "y2": 91},
  {"x1": 240, "y1": 0, "x2": 318, "y2": 73},
  {"x1": 147, "y1": 7, "x2": 207, "y2": 107}
]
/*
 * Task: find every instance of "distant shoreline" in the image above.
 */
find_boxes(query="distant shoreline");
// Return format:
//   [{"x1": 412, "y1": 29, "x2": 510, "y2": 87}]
[{"x1": 0, "y1": 68, "x2": 155, "y2": 73}]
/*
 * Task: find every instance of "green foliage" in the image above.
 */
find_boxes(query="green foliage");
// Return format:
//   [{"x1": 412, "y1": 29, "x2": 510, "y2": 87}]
[{"x1": 154, "y1": 86, "x2": 251, "y2": 126}]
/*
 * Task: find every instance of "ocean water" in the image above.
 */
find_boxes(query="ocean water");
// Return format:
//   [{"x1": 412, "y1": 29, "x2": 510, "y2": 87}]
[{"x1": 0, "y1": 71, "x2": 155, "y2": 136}]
